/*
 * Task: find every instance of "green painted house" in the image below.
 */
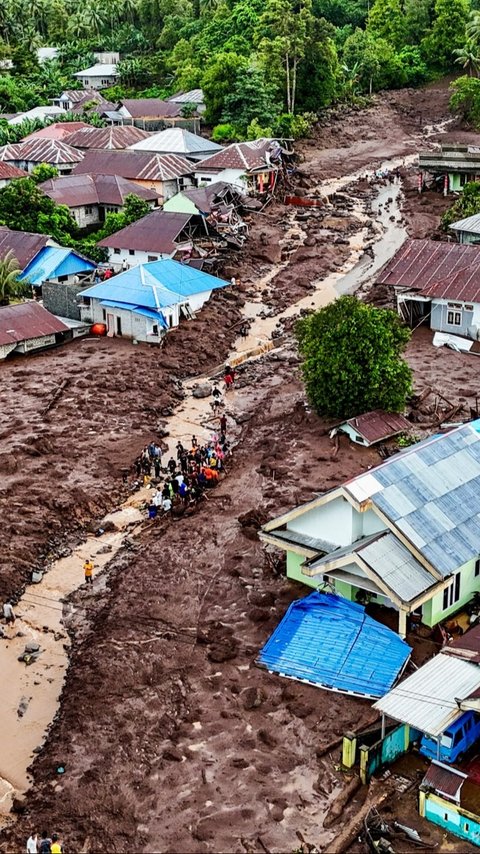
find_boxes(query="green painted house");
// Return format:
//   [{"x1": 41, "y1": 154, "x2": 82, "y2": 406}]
[
  {"x1": 419, "y1": 144, "x2": 480, "y2": 194},
  {"x1": 260, "y1": 421, "x2": 480, "y2": 637}
]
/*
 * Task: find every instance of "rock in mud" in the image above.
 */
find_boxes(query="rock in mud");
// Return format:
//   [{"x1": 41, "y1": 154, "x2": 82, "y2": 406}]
[
  {"x1": 163, "y1": 746, "x2": 183, "y2": 762},
  {"x1": 192, "y1": 383, "x2": 212, "y2": 399},
  {"x1": 241, "y1": 687, "x2": 264, "y2": 710}
]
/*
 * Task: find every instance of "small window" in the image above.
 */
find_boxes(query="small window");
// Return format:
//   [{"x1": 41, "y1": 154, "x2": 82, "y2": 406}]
[
  {"x1": 116, "y1": 316, "x2": 122, "y2": 336},
  {"x1": 113, "y1": 248, "x2": 120, "y2": 254},
  {"x1": 147, "y1": 255, "x2": 158, "y2": 262},
  {"x1": 102, "y1": 309, "x2": 106, "y2": 321},
  {"x1": 447, "y1": 310, "x2": 462, "y2": 326},
  {"x1": 466, "y1": 305, "x2": 474, "y2": 311},
  {"x1": 465, "y1": 822, "x2": 470, "y2": 832},
  {"x1": 444, "y1": 813, "x2": 449, "y2": 822},
  {"x1": 453, "y1": 729, "x2": 463, "y2": 747},
  {"x1": 129, "y1": 249, "x2": 135, "y2": 256},
  {"x1": 85, "y1": 206, "x2": 93, "y2": 214},
  {"x1": 443, "y1": 572, "x2": 461, "y2": 610},
  {"x1": 152, "y1": 324, "x2": 158, "y2": 336},
  {"x1": 475, "y1": 557, "x2": 480, "y2": 577},
  {"x1": 83, "y1": 297, "x2": 91, "y2": 306}
]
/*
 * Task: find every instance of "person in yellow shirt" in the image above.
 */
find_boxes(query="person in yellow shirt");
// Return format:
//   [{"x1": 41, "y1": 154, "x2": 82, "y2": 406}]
[
  {"x1": 83, "y1": 559, "x2": 94, "y2": 585},
  {"x1": 50, "y1": 833, "x2": 62, "y2": 853}
]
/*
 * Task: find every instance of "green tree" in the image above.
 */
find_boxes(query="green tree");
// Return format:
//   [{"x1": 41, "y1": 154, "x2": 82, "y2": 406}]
[
  {"x1": 421, "y1": 0, "x2": 469, "y2": 72},
  {"x1": 222, "y1": 66, "x2": 280, "y2": 135},
  {"x1": 450, "y1": 74, "x2": 480, "y2": 126},
  {"x1": 0, "y1": 250, "x2": 26, "y2": 304},
  {"x1": 256, "y1": 0, "x2": 315, "y2": 113},
  {"x1": 202, "y1": 51, "x2": 247, "y2": 125},
  {"x1": 442, "y1": 180, "x2": 480, "y2": 228},
  {"x1": 404, "y1": 0, "x2": 433, "y2": 46},
  {"x1": 30, "y1": 164, "x2": 60, "y2": 184},
  {"x1": 453, "y1": 41, "x2": 480, "y2": 76},
  {"x1": 367, "y1": 0, "x2": 405, "y2": 51},
  {"x1": 94, "y1": 194, "x2": 151, "y2": 241},
  {"x1": 0, "y1": 178, "x2": 77, "y2": 243},
  {"x1": 342, "y1": 29, "x2": 403, "y2": 93},
  {"x1": 295, "y1": 296, "x2": 412, "y2": 418}
]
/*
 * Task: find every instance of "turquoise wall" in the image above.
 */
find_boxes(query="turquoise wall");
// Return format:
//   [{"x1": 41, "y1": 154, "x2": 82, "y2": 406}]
[{"x1": 424, "y1": 794, "x2": 480, "y2": 847}]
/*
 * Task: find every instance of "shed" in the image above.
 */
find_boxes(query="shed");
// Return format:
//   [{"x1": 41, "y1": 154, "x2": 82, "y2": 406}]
[
  {"x1": 0, "y1": 302, "x2": 69, "y2": 360},
  {"x1": 338, "y1": 410, "x2": 411, "y2": 446},
  {"x1": 450, "y1": 214, "x2": 480, "y2": 246},
  {"x1": 256, "y1": 592, "x2": 411, "y2": 699},
  {"x1": 421, "y1": 761, "x2": 468, "y2": 804}
]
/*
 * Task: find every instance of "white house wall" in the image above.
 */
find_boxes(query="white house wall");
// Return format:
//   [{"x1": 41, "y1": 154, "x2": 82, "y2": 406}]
[
  {"x1": 77, "y1": 74, "x2": 117, "y2": 89},
  {"x1": 430, "y1": 297, "x2": 479, "y2": 339},
  {"x1": 0, "y1": 341, "x2": 17, "y2": 360},
  {"x1": 195, "y1": 168, "x2": 247, "y2": 192},
  {"x1": 106, "y1": 247, "x2": 172, "y2": 268},
  {"x1": 72, "y1": 205, "x2": 101, "y2": 228},
  {"x1": 286, "y1": 496, "x2": 354, "y2": 547}
]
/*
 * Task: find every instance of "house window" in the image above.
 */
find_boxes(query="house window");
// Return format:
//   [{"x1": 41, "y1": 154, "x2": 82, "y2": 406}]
[
  {"x1": 444, "y1": 813, "x2": 449, "y2": 822},
  {"x1": 113, "y1": 248, "x2": 120, "y2": 255},
  {"x1": 102, "y1": 309, "x2": 106, "y2": 321},
  {"x1": 443, "y1": 572, "x2": 461, "y2": 610},
  {"x1": 152, "y1": 324, "x2": 159, "y2": 336},
  {"x1": 147, "y1": 256, "x2": 158, "y2": 262},
  {"x1": 85, "y1": 206, "x2": 93, "y2": 214},
  {"x1": 465, "y1": 822, "x2": 470, "y2": 832},
  {"x1": 83, "y1": 297, "x2": 91, "y2": 305},
  {"x1": 447, "y1": 310, "x2": 462, "y2": 326},
  {"x1": 129, "y1": 249, "x2": 135, "y2": 256},
  {"x1": 476, "y1": 558, "x2": 480, "y2": 577}
]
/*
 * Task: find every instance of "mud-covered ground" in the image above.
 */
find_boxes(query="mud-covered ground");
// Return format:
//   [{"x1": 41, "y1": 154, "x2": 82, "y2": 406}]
[{"x1": 1, "y1": 82, "x2": 479, "y2": 853}]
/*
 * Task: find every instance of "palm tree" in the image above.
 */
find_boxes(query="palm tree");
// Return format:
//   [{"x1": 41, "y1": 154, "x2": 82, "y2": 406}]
[
  {"x1": 0, "y1": 250, "x2": 24, "y2": 305},
  {"x1": 453, "y1": 42, "x2": 480, "y2": 77},
  {"x1": 467, "y1": 10, "x2": 480, "y2": 44}
]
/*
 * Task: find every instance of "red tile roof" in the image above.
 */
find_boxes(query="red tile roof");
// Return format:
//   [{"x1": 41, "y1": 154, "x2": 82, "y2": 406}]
[
  {"x1": 40, "y1": 174, "x2": 159, "y2": 207},
  {"x1": 198, "y1": 138, "x2": 277, "y2": 172},
  {"x1": 0, "y1": 226, "x2": 51, "y2": 269},
  {"x1": 344, "y1": 410, "x2": 410, "y2": 444},
  {"x1": 97, "y1": 210, "x2": 193, "y2": 253},
  {"x1": 377, "y1": 239, "x2": 480, "y2": 304},
  {"x1": 0, "y1": 301, "x2": 68, "y2": 347},
  {"x1": 23, "y1": 122, "x2": 91, "y2": 142},
  {"x1": 72, "y1": 150, "x2": 192, "y2": 182},
  {"x1": 119, "y1": 98, "x2": 184, "y2": 119},
  {"x1": 64, "y1": 125, "x2": 149, "y2": 150},
  {"x1": 0, "y1": 139, "x2": 84, "y2": 166},
  {"x1": 0, "y1": 162, "x2": 28, "y2": 179}
]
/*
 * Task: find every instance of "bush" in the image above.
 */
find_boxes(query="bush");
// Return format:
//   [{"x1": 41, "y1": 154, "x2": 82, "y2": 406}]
[
  {"x1": 450, "y1": 75, "x2": 480, "y2": 128},
  {"x1": 273, "y1": 112, "x2": 316, "y2": 139},
  {"x1": 211, "y1": 123, "x2": 240, "y2": 142},
  {"x1": 442, "y1": 180, "x2": 480, "y2": 229}
]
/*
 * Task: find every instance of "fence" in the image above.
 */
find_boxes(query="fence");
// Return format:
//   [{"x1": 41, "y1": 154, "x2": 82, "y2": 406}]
[{"x1": 343, "y1": 723, "x2": 420, "y2": 784}]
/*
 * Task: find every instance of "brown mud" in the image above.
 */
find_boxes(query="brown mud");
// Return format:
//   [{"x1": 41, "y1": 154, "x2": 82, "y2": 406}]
[{"x1": 1, "y1": 82, "x2": 478, "y2": 853}]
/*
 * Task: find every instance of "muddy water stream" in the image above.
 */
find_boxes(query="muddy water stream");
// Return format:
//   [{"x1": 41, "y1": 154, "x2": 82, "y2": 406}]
[{"x1": 0, "y1": 155, "x2": 412, "y2": 820}]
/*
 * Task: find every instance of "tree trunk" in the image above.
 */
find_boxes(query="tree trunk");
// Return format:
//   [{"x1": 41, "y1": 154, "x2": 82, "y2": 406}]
[
  {"x1": 292, "y1": 55, "x2": 297, "y2": 114},
  {"x1": 285, "y1": 52, "x2": 291, "y2": 113}
]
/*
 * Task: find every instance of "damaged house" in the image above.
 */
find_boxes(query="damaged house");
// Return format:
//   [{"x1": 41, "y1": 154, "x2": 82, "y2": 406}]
[
  {"x1": 163, "y1": 181, "x2": 248, "y2": 247},
  {"x1": 97, "y1": 209, "x2": 208, "y2": 268},
  {"x1": 193, "y1": 138, "x2": 291, "y2": 195},
  {"x1": 377, "y1": 238, "x2": 480, "y2": 341}
]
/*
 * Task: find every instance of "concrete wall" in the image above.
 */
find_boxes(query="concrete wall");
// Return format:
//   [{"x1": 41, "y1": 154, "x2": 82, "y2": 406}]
[
  {"x1": 10, "y1": 159, "x2": 75, "y2": 175},
  {"x1": 458, "y1": 231, "x2": 480, "y2": 246},
  {"x1": 420, "y1": 791, "x2": 480, "y2": 846},
  {"x1": 423, "y1": 557, "x2": 479, "y2": 627},
  {"x1": 77, "y1": 74, "x2": 117, "y2": 89},
  {"x1": 195, "y1": 168, "x2": 247, "y2": 192},
  {"x1": 430, "y1": 298, "x2": 477, "y2": 339},
  {"x1": 106, "y1": 247, "x2": 172, "y2": 268},
  {"x1": 0, "y1": 341, "x2": 17, "y2": 360},
  {"x1": 72, "y1": 204, "x2": 101, "y2": 228},
  {"x1": 43, "y1": 281, "x2": 88, "y2": 321},
  {"x1": 286, "y1": 498, "x2": 385, "y2": 549}
]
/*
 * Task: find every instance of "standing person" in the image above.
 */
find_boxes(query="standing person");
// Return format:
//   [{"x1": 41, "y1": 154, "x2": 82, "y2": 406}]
[
  {"x1": 224, "y1": 371, "x2": 233, "y2": 391},
  {"x1": 26, "y1": 832, "x2": 38, "y2": 854},
  {"x1": 167, "y1": 457, "x2": 176, "y2": 475},
  {"x1": 153, "y1": 457, "x2": 161, "y2": 479},
  {"x1": 220, "y1": 413, "x2": 227, "y2": 434},
  {"x1": 3, "y1": 600, "x2": 15, "y2": 626},
  {"x1": 38, "y1": 834, "x2": 51, "y2": 854},
  {"x1": 83, "y1": 558, "x2": 94, "y2": 586},
  {"x1": 50, "y1": 834, "x2": 63, "y2": 854}
]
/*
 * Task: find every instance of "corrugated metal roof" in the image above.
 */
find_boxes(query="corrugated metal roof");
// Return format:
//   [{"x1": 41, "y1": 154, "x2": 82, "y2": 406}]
[
  {"x1": 356, "y1": 532, "x2": 438, "y2": 602},
  {"x1": 97, "y1": 210, "x2": 192, "y2": 253},
  {"x1": 374, "y1": 651, "x2": 480, "y2": 735},
  {"x1": 421, "y1": 760, "x2": 467, "y2": 800},
  {"x1": 64, "y1": 126, "x2": 149, "y2": 150},
  {"x1": 443, "y1": 625, "x2": 480, "y2": 663},
  {"x1": 376, "y1": 239, "x2": 480, "y2": 298},
  {"x1": 72, "y1": 150, "x2": 192, "y2": 182},
  {"x1": 40, "y1": 174, "x2": 159, "y2": 207},
  {"x1": 22, "y1": 247, "x2": 95, "y2": 285},
  {"x1": 345, "y1": 420, "x2": 480, "y2": 577},
  {"x1": 0, "y1": 301, "x2": 68, "y2": 346},
  {"x1": 23, "y1": 122, "x2": 91, "y2": 142},
  {"x1": 343, "y1": 410, "x2": 411, "y2": 445},
  {"x1": 198, "y1": 138, "x2": 279, "y2": 172},
  {"x1": 74, "y1": 63, "x2": 117, "y2": 77},
  {"x1": 81, "y1": 258, "x2": 229, "y2": 309},
  {"x1": 168, "y1": 89, "x2": 204, "y2": 104},
  {"x1": 129, "y1": 127, "x2": 221, "y2": 155},
  {"x1": 0, "y1": 226, "x2": 51, "y2": 269},
  {"x1": 256, "y1": 592, "x2": 411, "y2": 699},
  {"x1": 450, "y1": 214, "x2": 480, "y2": 236},
  {"x1": 420, "y1": 265, "x2": 480, "y2": 302},
  {"x1": 119, "y1": 99, "x2": 183, "y2": 119},
  {"x1": 0, "y1": 139, "x2": 84, "y2": 165},
  {"x1": 0, "y1": 162, "x2": 28, "y2": 179},
  {"x1": 269, "y1": 528, "x2": 337, "y2": 554}
]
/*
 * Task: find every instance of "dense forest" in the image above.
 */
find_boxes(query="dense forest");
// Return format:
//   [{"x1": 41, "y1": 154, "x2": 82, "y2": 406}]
[{"x1": 1, "y1": 0, "x2": 480, "y2": 140}]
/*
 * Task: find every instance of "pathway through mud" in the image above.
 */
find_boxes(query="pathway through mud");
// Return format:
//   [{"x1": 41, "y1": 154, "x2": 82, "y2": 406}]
[{"x1": 0, "y1": 155, "x2": 413, "y2": 819}]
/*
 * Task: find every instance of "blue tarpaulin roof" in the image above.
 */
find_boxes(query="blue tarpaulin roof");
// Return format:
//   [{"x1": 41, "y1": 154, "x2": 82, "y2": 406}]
[
  {"x1": 81, "y1": 258, "x2": 229, "y2": 310},
  {"x1": 22, "y1": 246, "x2": 95, "y2": 286},
  {"x1": 257, "y1": 592, "x2": 411, "y2": 699}
]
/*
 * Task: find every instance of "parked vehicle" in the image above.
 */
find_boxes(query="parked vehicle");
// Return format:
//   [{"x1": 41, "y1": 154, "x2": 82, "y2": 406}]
[{"x1": 420, "y1": 711, "x2": 480, "y2": 763}]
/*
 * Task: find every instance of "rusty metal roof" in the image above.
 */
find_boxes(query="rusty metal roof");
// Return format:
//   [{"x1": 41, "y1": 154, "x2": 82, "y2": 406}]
[
  {"x1": 0, "y1": 139, "x2": 84, "y2": 165},
  {"x1": 23, "y1": 122, "x2": 91, "y2": 142},
  {"x1": 422, "y1": 760, "x2": 467, "y2": 801},
  {"x1": 40, "y1": 174, "x2": 159, "y2": 207},
  {"x1": 119, "y1": 99, "x2": 183, "y2": 119},
  {"x1": 0, "y1": 301, "x2": 68, "y2": 346},
  {"x1": 443, "y1": 625, "x2": 480, "y2": 663},
  {"x1": 97, "y1": 210, "x2": 193, "y2": 253},
  {"x1": 0, "y1": 162, "x2": 28, "y2": 179},
  {"x1": 64, "y1": 125, "x2": 149, "y2": 150},
  {"x1": 72, "y1": 150, "x2": 192, "y2": 182},
  {"x1": 377, "y1": 238, "x2": 480, "y2": 302},
  {"x1": 343, "y1": 410, "x2": 410, "y2": 445},
  {"x1": 198, "y1": 138, "x2": 278, "y2": 172},
  {"x1": 0, "y1": 226, "x2": 51, "y2": 269}
]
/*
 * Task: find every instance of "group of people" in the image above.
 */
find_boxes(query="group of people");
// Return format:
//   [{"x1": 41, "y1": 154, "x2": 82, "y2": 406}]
[{"x1": 27, "y1": 831, "x2": 63, "y2": 853}]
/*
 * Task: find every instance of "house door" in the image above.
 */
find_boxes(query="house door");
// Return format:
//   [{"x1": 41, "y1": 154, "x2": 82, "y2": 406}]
[
  {"x1": 116, "y1": 316, "x2": 122, "y2": 336},
  {"x1": 107, "y1": 313, "x2": 115, "y2": 337}
]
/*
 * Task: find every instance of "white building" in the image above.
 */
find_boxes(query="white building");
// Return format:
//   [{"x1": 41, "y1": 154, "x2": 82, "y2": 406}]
[{"x1": 74, "y1": 63, "x2": 118, "y2": 90}]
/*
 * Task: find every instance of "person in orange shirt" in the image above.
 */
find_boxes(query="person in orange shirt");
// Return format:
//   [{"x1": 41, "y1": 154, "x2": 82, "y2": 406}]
[{"x1": 83, "y1": 559, "x2": 94, "y2": 585}]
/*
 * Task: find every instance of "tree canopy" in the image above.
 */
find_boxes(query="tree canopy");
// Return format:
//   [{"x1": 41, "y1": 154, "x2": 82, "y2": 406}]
[
  {"x1": 295, "y1": 296, "x2": 412, "y2": 419},
  {"x1": 0, "y1": 177, "x2": 77, "y2": 244}
]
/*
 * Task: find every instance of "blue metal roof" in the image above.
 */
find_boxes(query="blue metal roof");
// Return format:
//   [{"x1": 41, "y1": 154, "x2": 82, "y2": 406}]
[
  {"x1": 81, "y1": 258, "x2": 229, "y2": 310},
  {"x1": 22, "y1": 246, "x2": 95, "y2": 286},
  {"x1": 257, "y1": 592, "x2": 411, "y2": 699}
]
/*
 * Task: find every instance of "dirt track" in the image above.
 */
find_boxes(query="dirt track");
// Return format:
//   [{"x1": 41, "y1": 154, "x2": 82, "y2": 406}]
[{"x1": 1, "y1": 82, "x2": 479, "y2": 853}]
